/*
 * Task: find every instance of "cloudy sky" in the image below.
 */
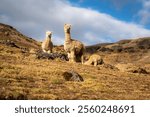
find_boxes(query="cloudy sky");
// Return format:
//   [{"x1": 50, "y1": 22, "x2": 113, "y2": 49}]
[{"x1": 0, "y1": 0, "x2": 150, "y2": 45}]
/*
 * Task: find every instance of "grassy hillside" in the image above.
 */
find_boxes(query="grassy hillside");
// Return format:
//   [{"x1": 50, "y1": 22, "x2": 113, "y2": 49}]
[
  {"x1": 0, "y1": 23, "x2": 150, "y2": 99},
  {"x1": 86, "y1": 37, "x2": 150, "y2": 53},
  {"x1": 0, "y1": 23, "x2": 40, "y2": 49}
]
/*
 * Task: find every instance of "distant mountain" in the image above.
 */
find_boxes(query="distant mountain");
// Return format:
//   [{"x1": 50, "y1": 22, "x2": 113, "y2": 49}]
[
  {"x1": 0, "y1": 23, "x2": 40, "y2": 49},
  {"x1": 86, "y1": 37, "x2": 150, "y2": 53},
  {"x1": 86, "y1": 43, "x2": 112, "y2": 53},
  {"x1": 0, "y1": 23, "x2": 150, "y2": 54}
]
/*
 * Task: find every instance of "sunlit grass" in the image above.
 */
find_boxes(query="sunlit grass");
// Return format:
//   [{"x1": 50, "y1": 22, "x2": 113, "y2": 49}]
[{"x1": 0, "y1": 45, "x2": 150, "y2": 99}]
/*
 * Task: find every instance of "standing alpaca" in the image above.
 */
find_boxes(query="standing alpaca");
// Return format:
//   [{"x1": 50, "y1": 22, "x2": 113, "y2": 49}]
[
  {"x1": 42, "y1": 31, "x2": 53, "y2": 53},
  {"x1": 64, "y1": 24, "x2": 85, "y2": 63}
]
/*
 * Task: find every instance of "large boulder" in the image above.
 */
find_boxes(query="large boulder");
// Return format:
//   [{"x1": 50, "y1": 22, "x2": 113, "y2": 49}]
[
  {"x1": 36, "y1": 51, "x2": 69, "y2": 61},
  {"x1": 63, "y1": 70, "x2": 84, "y2": 82}
]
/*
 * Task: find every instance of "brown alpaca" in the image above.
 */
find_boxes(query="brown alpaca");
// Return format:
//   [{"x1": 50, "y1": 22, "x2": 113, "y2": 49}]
[
  {"x1": 42, "y1": 31, "x2": 53, "y2": 53},
  {"x1": 64, "y1": 24, "x2": 85, "y2": 63},
  {"x1": 84, "y1": 54, "x2": 103, "y2": 66}
]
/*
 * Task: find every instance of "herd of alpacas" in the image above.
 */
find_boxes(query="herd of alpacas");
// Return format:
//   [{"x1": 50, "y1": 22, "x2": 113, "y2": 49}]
[{"x1": 41, "y1": 24, "x2": 103, "y2": 66}]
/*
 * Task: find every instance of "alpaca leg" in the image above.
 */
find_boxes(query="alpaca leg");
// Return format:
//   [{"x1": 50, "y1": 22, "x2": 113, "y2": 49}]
[
  {"x1": 47, "y1": 50, "x2": 50, "y2": 54},
  {"x1": 43, "y1": 49, "x2": 46, "y2": 53},
  {"x1": 70, "y1": 50, "x2": 76, "y2": 63},
  {"x1": 84, "y1": 60, "x2": 92, "y2": 65},
  {"x1": 68, "y1": 53, "x2": 71, "y2": 62},
  {"x1": 50, "y1": 49, "x2": 53, "y2": 53},
  {"x1": 47, "y1": 50, "x2": 52, "y2": 54},
  {"x1": 81, "y1": 55, "x2": 84, "y2": 64},
  {"x1": 84, "y1": 61, "x2": 88, "y2": 65},
  {"x1": 94, "y1": 61, "x2": 97, "y2": 66}
]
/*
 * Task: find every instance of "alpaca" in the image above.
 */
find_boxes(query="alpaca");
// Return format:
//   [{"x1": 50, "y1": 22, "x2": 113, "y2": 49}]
[
  {"x1": 64, "y1": 24, "x2": 85, "y2": 63},
  {"x1": 84, "y1": 54, "x2": 103, "y2": 66},
  {"x1": 41, "y1": 31, "x2": 53, "y2": 53}
]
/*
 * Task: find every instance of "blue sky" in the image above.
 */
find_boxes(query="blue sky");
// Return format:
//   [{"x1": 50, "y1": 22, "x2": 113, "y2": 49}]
[
  {"x1": 77, "y1": 1, "x2": 138, "y2": 20},
  {"x1": 0, "y1": 0, "x2": 150, "y2": 45},
  {"x1": 71, "y1": 0, "x2": 150, "y2": 28}
]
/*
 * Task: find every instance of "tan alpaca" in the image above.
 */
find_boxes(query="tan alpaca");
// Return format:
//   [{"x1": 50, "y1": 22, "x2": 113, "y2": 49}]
[
  {"x1": 41, "y1": 31, "x2": 53, "y2": 53},
  {"x1": 64, "y1": 24, "x2": 85, "y2": 63},
  {"x1": 84, "y1": 54, "x2": 103, "y2": 66}
]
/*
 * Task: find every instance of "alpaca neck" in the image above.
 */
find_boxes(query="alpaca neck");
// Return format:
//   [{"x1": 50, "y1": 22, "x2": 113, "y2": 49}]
[
  {"x1": 46, "y1": 36, "x2": 51, "y2": 41},
  {"x1": 65, "y1": 31, "x2": 71, "y2": 42}
]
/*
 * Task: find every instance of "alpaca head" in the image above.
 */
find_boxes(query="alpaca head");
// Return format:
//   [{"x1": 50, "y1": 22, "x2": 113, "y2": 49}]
[
  {"x1": 46, "y1": 31, "x2": 52, "y2": 38},
  {"x1": 64, "y1": 24, "x2": 71, "y2": 33}
]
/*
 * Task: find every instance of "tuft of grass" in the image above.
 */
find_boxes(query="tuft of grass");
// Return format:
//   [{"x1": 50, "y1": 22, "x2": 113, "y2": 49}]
[{"x1": 51, "y1": 78, "x2": 64, "y2": 84}]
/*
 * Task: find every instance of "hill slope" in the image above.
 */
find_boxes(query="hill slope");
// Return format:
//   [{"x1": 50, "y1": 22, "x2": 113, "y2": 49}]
[
  {"x1": 86, "y1": 37, "x2": 150, "y2": 64},
  {"x1": 0, "y1": 23, "x2": 40, "y2": 49},
  {"x1": 0, "y1": 23, "x2": 150, "y2": 100},
  {"x1": 86, "y1": 37, "x2": 150, "y2": 53}
]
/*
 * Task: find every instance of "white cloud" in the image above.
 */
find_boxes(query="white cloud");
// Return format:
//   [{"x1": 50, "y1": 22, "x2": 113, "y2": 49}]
[
  {"x1": 138, "y1": 0, "x2": 150, "y2": 25},
  {"x1": 0, "y1": 0, "x2": 150, "y2": 45}
]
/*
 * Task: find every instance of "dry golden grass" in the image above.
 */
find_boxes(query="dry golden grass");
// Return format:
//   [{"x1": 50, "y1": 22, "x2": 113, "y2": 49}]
[{"x1": 0, "y1": 44, "x2": 150, "y2": 100}]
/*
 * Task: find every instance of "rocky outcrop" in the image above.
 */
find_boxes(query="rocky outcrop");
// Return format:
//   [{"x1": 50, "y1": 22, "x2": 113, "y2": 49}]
[
  {"x1": 63, "y1": 70, "x2": 84, "y2": 82},
  {"x1": 115, "y1": 63, "x2": 148, "y2": 74},
  {"x1": 36, "y1": 51, "x2": 69, "y2": 61}
]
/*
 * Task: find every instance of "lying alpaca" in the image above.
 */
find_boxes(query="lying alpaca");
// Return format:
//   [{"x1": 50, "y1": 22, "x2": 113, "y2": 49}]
[{"x1": 84, "y1": 54, "x2": 103, "y2": 66}]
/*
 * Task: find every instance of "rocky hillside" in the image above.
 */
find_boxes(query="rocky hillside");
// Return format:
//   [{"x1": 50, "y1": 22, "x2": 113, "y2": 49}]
[
  {"x1": 0, "y1": 23, "x2": 150, "y2": 100},
  {"x1": 85, "y1": 37, "x2": 150, "y2": 64},
  {"x1": 0, "y1": 23, "x2": 40, "y2": 50},
  {"x1": 86, "y1": 37, "x2": 150, "y2": 53}
]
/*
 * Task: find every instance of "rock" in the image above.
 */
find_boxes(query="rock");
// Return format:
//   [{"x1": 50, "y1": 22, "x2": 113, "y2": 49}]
[
  {"x1": 29, "y1": 48, "x2": 37, "y2": 54},
  {"x1": 63, "y1": 70, "x2": 84, "y2": 82},
  {"x1": 36, "y1": 52, "x2": 55, "y2": 60},
  {"x1": 98, "y1": 47, "x2": 113, "y2": 52},
  {"x1": 1, "y1": 40, "x2": 20, "y2": 48},
  {"x1": 123, "y1": 47, "x2": 135, "y2": 53},
  {"x1": 111, "y1": 45, "x2": 122, "y2": 52},
  {"x1": 115, "y1": 63, "x2": 148, "y2": 74},
  {"x1": 36, "y1": 51, "x2": 69, "y2": 61},
  {"x1": 132, "y1": 68, "x2": 148, "y2": 74},
  {"x1": 4, "y1": 32, "x2": 9, "y2": 36}
]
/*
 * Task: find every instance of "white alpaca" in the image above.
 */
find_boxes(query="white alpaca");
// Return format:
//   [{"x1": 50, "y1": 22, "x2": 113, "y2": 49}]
[
  {"x1": 42, "y1": 31, "x2": 53, "y2": 53},
  {"x1": 64, "y1": 24, "x2": 85, "y2": 64},
  {"x1": 84, "y1": 54, "x2": 103, "y2": 66}
]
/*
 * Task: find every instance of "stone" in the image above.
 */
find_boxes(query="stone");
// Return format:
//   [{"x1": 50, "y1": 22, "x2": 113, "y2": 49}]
[
  {"x1": 63, "y1": 70, "x2": 84, "y2": 82},
  {"x1": 36, "y1": 51, "x2": 69, "y2": 61}
]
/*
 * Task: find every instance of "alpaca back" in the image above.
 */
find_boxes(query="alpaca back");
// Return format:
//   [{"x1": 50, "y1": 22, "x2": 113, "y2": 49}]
[
  {"x1": 69, "y1": 39, "x2": 85, "y2": 54},
  {"x1": 84, "y1": 54, "x2": 102, "y2": 65}
]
